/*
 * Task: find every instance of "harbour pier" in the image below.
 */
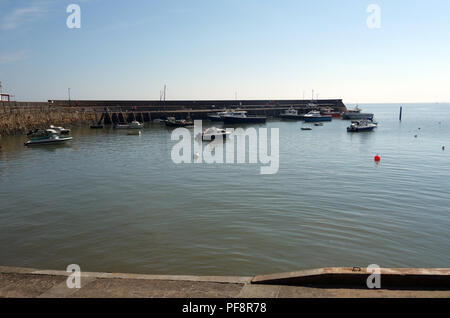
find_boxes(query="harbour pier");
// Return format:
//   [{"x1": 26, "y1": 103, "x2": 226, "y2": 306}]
[
  {"x1": 47, "y1": 99, "x2": 347, "y2": 125},
  {"x1": 0, "y1": 99, "x2": 347, "y2": 134}
]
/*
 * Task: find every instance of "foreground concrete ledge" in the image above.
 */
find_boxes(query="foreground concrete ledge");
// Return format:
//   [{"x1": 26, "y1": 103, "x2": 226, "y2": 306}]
[
  {"x1": 1, "y1": 266, "x2": 450, "y2": 298},
  {"x1": 0, "y1": 266, "x2": 252, "y2": 284},
  {"x1": 2, "y1": 266, "x2": 450, "y2": 287}
]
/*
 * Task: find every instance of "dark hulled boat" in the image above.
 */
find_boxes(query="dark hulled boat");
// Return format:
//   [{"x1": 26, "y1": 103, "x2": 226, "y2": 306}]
[
  {"x1": 280, "y1": 107, "x2": 305, "y2": 120},
  {"x1": 207, "y1": 110, "x2": 233, "y2": 122},
  {"x1": 222, "y1": 111, "x2": 266, "y2": 124},
  {"x1": 342, "y1": 107, "x2": 374, "y2": 120}
]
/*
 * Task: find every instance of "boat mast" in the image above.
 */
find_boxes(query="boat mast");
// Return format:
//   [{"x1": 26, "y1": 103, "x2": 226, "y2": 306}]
[{"x1": 163, "y1": 84, "x2": 166, "y2": 110}]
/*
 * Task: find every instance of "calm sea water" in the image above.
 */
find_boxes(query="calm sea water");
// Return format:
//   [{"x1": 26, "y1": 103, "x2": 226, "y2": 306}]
[{"x1": 0, "y1": 103, "x2": 449, "y2": 275}]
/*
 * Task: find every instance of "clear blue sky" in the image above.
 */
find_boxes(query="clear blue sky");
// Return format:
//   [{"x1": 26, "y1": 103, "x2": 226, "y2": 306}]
[{"x1": 1, "y1": 0, "x2": 449, "y2": 102}]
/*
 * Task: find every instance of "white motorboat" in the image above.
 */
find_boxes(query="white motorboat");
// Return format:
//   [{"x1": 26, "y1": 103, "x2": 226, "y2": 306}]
[
  {"x1": 200, "y1": 127, "x2": 231, "y2": 141},
  {"x1": 347, "y1": 119, "x2": 377, "y2": 132},
  {"x1": 114, "y1": 121, "x2": 144, "y2": 129},
  {"x1": 25, "y1": 129, "x2": 73, "y2": 146},
  {"x1": 128, "y1": 120, "x2": 144, "y2": 129}
]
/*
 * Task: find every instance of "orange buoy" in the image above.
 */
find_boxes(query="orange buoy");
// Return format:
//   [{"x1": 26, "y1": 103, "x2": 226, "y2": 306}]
[{"x1": 374, "y1": 155, "x2": 381, "y2": 162}]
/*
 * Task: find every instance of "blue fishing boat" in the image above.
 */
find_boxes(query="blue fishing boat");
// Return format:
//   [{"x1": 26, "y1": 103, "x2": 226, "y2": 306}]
[{"x1": 304, "y1": 111, "x2": 332, "y2": 122}]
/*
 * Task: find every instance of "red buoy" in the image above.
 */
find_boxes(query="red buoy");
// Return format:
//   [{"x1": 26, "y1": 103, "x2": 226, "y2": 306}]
[{"x1": 374, "y1": 155, "x2": 381, "y2": 162}]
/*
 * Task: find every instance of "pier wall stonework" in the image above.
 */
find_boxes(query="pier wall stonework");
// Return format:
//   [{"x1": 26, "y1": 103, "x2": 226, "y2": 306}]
[{"x1": 0, "y1": 105, "x2": 100, "y2": 136}]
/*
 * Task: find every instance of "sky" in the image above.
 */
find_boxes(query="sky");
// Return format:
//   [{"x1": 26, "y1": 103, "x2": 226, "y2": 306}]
[{"x1": 0, "y1": 0, "x2": 449, "y2": 103}]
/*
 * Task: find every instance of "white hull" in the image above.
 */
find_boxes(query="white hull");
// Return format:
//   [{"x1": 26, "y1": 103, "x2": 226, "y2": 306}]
[{"x1": 25, "y1": 136, "x2": 73, "y2": 146}]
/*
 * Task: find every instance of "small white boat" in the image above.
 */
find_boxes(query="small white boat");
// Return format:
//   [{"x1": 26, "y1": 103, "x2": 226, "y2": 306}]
[
  {"x1": 200, "y1": 127, "x2": 231, "y2": 141},
  {"x1": 25, "y1": 129, "x2": 73, "y2": 146},
  {"x1": 128, "y1": 120, "x2": 144, "y2": 129},
  {"x1": 347, "y1": 119, "x2": 377, "y2": 132},
  {"x1": 114, "y1": 121, "x2": 144, "y2": 129}
]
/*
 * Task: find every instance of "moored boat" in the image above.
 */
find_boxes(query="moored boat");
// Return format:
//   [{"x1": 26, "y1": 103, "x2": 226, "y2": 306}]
[
  {"x1": 347, "y1": 119, "x2": 377, "y2": 132},
  {"x1": 320, "y1": 107, "x2": 341, "y2": 118},
  {"x1": 280, "y1": 107, "x2": 305, "y2": 120},
  {"x1": 128, "y1": 120, "x2": 144, "y2": 129},
  {"x1": 222, "y1": 110, "x2": 266, "y2": 124},
  {"x1": 199, "y1": 127, "x2": 231, "y2": 141},
  {"x1": 342, "y1": 107, "x2": 374, "y2": 120},
  {"x1": 207, "y1": 110, "x2": 233, "y2": 122},
  {"x1": 25, "y1": 129, "x2": 73, "y2": 146},
  {"x1": 114, "y1": 121, "x2": 144, "y2": 129},
  {"x1": 304, "y1": 111, "x2": 332, "y2": 122}
]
